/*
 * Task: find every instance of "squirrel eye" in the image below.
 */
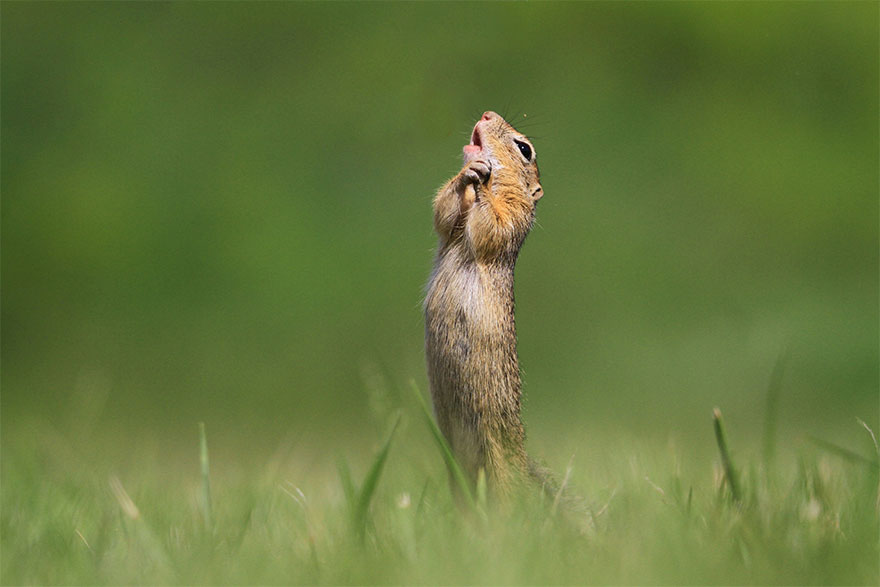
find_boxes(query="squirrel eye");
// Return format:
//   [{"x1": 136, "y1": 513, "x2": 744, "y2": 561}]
[{"x1": 514, "y1": 139, "x2": 532, "y2": 161}]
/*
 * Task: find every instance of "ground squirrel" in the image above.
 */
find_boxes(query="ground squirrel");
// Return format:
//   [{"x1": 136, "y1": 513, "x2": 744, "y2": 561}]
[{"x1": 425, "y1": 111, "x2": 544, "y2": 497}]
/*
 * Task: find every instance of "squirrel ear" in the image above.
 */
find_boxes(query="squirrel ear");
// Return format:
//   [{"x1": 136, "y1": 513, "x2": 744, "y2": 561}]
[{"x1": 532, "y1": 185, "x2": 544, "y2": 201}]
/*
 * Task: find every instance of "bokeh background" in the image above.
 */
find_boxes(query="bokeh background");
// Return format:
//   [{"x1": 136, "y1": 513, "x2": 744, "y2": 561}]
[{"x1": 3, "y1": 3, "x2": 877, "y2": 470}]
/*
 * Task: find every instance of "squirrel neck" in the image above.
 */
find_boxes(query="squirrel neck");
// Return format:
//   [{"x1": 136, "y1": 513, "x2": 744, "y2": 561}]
[{"x1": 431, "y1": 244, "x2": 519, "y2": 337}]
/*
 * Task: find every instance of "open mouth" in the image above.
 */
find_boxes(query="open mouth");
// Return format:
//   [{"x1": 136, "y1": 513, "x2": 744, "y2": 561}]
[
  {"x1": 463, "y1": 123, "x2": 483, "y2": 161},
  {"x1": 470, "y1": 125, "x2": 483, "y2": 148}
]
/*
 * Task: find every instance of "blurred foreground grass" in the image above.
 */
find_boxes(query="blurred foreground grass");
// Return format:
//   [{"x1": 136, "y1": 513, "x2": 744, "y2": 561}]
[{"x1": 2, "y1": 394, "x2": 877, "y2": 585}]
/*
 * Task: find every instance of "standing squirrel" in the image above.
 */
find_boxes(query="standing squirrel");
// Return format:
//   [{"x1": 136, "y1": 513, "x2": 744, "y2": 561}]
[{"x1": 424, "y1": 111, "x2": 544, "y2": 497}]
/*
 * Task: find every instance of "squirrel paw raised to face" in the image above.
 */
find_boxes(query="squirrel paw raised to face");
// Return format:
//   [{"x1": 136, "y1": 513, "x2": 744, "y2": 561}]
[{"x1": 462, "y1": 159, "x2": 491, "y2": 187}]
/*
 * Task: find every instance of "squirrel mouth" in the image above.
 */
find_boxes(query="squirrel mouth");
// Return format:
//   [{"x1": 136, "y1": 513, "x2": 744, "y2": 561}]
[
  {"x1": 462, "y1": 124, "x2": 483, "y2": 160},
  {"x1": 470, "y1": 125, "x2": 483, "y2": 148}
]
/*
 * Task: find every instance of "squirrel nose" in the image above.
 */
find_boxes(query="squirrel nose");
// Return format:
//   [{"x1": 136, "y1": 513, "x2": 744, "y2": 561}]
[{"x1": 481, "y1": 111, "x2": 497, "y2": 121}]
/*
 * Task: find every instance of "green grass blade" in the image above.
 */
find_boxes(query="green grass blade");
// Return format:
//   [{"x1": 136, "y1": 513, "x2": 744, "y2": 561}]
[
  {"x1": 354, "y1": 412, "x2": 401, "y2": 538},
  {"x1": 475, "y1": 468, "x2": 487, "y2": 508},
  {"x1": 762, "y1": 347, "x2": 790, "y2": 469},
  {"x1": 108, "y1": 475, "x2": 174, "y2": 579},
  {"x1": 806, "y1": 435, "x2": 879, "y2": 469},
  {"x1": 415, "y1": 477, "x2": 431, "y2": 519},
  {"x1": 550, "y1": 459, "x2": 574, "y2": 518},
  {"x1": 199, "y1": 422, "x2": 214, "y2": 531},
  {"x1": 856, "y1": 418, "x2": 880, "y2": 461},
  {"x1": 474, "y1": 469, "x2": 489, "y2": 525},
  {"x1": 713, "y1": 408, "x2": 741, "y2": 503},
  {"x1": 337, "y1": 457, "x2": 356, "y2": 508},
  {"x1": 859, "y1": 419, "x2": 880, "y2": 512},
  {"x1": 410, "y1": 380, "x2": 475, "y2": 509}
]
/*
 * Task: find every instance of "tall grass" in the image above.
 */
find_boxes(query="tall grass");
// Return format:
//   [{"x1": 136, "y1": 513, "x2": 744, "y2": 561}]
[
  {"x1": 3, "y1": 371, "x2": 879, "y2": 585},
  {"x1": 2, "y1": 402, "x2": 878, "y2": 585}
]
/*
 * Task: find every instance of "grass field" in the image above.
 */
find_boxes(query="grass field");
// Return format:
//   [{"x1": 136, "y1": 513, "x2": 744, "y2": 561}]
[
  {"x1": 2, "y1": 3, "x2": 877, "y2": 585},
  {"x1": 3, "y1": 387, "x2": 877, "y2": 585}
]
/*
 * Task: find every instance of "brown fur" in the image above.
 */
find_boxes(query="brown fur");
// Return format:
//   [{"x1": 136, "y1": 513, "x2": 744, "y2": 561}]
[{"x1": 424, "y1": 112, "x2": 543, "y2": 497}]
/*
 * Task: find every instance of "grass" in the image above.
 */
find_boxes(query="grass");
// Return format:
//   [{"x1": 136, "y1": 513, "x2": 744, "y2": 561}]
[{"x1": 2, "y1": 396, "x2": 878, "y2": 585}]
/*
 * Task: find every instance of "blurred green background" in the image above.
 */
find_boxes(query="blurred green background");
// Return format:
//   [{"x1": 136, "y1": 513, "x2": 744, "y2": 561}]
[{"x1": 2, "y1": 3, "x2": 877, "y2": 463}]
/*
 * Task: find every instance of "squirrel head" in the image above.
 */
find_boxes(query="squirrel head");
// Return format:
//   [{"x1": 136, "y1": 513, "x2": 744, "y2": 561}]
[
  {"x1": 459, "y1": 111, "x2": 543, "y2": 261},
  {"x1": 463, "y1": 111, "x2": 543, "y2": 205}
]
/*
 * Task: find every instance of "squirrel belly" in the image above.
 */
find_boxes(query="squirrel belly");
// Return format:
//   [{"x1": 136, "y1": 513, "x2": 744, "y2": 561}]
[{"x1": 424, "y1": 111, "x2": 542, "y2": 497}]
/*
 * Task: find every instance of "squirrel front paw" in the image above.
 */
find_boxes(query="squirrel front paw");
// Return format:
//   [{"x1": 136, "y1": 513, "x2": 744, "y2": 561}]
[{"x1": 461, "y1": 160, "x2": 491, "y2": 187}]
